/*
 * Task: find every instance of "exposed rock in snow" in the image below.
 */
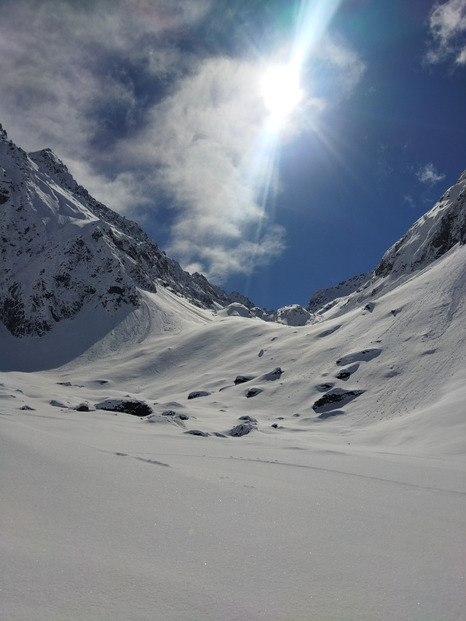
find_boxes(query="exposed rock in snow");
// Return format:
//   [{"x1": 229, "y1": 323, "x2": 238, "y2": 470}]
[
  {"x1": 75, "y1": 402, "x2": 90, "y2": 412},
  {"x1": 185, "y1": 429, "x2": 210, "y2": 437},
  {"x1": 245, "y1": 387, "x2": 263, "y2": 398},
  {"x1": 50, "y1": 399, "x2": 68, "y2": 408},
  {"x1": 95, "y1": 398, "x2": 153, "y2": 417},
  {"x1": 335, "y1": 362, "x2": 359, "y2": 380},
  {"x1": 262, "y1": 367, "x2": 283, "y2": 381},
  {"x1": 187, "y1": 390, "x2": 211, "y2": 400},
  {"x1": 234, "y1": 375, "x2": 255, "y2": 385},
  {"x1": 276, "y1": 304, "x2": 312, "y2": 326},
  {"x1": 229, "y1": 421, "x2": 256, "y2": 436},
  {"x1": 312, "y1": 389, "x2": 365, "y2": 413},
  {"x1": 316, "y1": 382, "x2": 335, "y2": 392}
]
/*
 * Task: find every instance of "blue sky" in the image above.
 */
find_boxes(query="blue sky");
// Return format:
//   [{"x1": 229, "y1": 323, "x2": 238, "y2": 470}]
[{"x1": 1, "y1": 0, "x2": 465, "y2": 309}]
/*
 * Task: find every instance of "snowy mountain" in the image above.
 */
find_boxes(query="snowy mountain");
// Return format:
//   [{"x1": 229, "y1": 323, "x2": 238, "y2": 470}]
[
  {"x1": 0, "y1": 123, "x2": 253, "y2": 338},
  {"x1": 1, "y1": 118, "x2": 465, "y2": 438},
  {"x1": 307, "y1": 272, "x2": 370, "y2": 313},
  {"x1": 306, "y1": 169, "x2": 466, "y2": 317},
  {"x1": 375, "y1": 171, "x2": 466, "y2": 277},
  {"x1": 1, "y1": 123, "x2": 466, "y2": 621}
]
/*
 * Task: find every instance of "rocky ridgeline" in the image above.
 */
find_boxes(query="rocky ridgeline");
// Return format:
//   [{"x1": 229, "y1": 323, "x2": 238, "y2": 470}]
[
  {"x1": 1, "y1": 121, "x2": 465, "y2": 337},
  {"x1": 306, "y1": 170, "x2": 466, "y2": 316},
  {"x1": 0, "y1": 124, "x2": 254, "y2": 337}
]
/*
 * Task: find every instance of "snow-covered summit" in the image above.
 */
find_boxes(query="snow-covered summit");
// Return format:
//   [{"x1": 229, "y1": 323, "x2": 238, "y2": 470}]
[
  {"x1": 375, "y1": 170, "x2": 466, "y2": 278},
  {"x1": 0, "y1": 125, "x2": 252, "y2": 337},
  {"x1": 307, "y1": 170, "x2": 466, "y2": 316}
]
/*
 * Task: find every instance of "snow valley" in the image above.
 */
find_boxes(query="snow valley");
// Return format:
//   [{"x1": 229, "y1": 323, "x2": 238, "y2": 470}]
[{"x1": 1, "y1": 123, "x2": 465, "y2": 620}]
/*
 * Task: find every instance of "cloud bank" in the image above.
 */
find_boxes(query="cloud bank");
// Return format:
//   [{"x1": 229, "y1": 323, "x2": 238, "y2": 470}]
[{"x1": 0, "y1": 0, "x2": 365, "y2": 282}]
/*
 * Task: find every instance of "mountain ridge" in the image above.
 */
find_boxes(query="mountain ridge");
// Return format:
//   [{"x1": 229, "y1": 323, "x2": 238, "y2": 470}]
[
  {"x1": 1, "y1": 121, "x2": 465, "y2": 346},
  {"x1": 0, "y1": 123, "x2": 256, "y2": 338},
  {"x1": 1, "y1": 120, "x2": 466, "y2": 457},
  {"x1": 306, "y1": 169, "x2": 466, "y2": 318}
]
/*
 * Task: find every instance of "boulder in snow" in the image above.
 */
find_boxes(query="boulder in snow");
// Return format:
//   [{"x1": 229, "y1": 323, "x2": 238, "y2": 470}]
[{"x1": 95, "y1": 398, "x2": 152, "y2": 417}]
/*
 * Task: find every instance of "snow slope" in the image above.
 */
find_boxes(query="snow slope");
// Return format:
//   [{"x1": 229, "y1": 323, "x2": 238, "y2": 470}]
[
  {"x1": 2, "y1": 408, "x2": 465, "y2": 621},
  {"x1": 1, "y1": 240, "x2": 465, "y2": 620},
  {"x1": 3, "y1": 240, "x2": 465, "y2": 451},
  {"x1": 1, "y1": 125, "x2": 466, "y2": 620}
]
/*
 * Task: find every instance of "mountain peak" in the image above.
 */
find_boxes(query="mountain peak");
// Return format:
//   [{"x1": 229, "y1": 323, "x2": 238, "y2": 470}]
[
  {"x1": 306, "y1": 170, "x2": 466, "y2": 316},
  {"x1": 374, "y1": 170, "x2": 466, "y2": 279},
  {"x1": 0, "y1": 125, "x2": 255, "y2": 339}
]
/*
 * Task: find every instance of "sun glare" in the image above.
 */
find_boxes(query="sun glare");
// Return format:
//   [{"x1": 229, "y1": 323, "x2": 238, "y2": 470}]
[{"x1": 260, "y1": 63, "x2": 303, "y2": 129}]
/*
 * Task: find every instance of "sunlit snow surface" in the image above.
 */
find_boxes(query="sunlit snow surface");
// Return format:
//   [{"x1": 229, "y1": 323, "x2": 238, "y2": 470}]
[{"x1": 2, "y1": 240, "x2": 466, "y2": 619}]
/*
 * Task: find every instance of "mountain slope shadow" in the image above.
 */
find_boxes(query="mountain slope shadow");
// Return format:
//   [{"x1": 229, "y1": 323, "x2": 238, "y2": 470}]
[{"x1": 1, "y1": 304, "x2": 135, "y2": 372}]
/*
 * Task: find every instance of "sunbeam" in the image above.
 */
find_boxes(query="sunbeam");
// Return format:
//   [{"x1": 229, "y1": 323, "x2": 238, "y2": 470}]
[{"x1": 240, "y1": 0, "x2": 346, "y2": 285}]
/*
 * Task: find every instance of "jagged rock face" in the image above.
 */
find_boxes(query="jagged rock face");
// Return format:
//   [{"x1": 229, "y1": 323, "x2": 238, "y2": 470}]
[
  {"x1": 0, "y1": 124, "x2": 251, "y2": 337},
  {"x1": 1, "y1": 129, "x2": 144, "y2": 336},
  {"x1": 375, "y1": 171, "x2": 466, "y2": 278}
]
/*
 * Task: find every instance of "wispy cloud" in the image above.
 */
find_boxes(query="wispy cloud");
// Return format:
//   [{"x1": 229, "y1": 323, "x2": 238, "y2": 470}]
[
  {"x1": 416, "y1": 163, "x2": 446, "y2": 184},
  {"x1": 0, "y1": 0, "x2": 365, "y2": 283},
  {"x1": 315, "y1": 36, "x2": 366, "y2": 96},
  {"x1": 425, "y1": 0, "x2": 466, "y2": 66},
  {"x1": 403, "y1": 194, "x2": 416, "y2": 209}
]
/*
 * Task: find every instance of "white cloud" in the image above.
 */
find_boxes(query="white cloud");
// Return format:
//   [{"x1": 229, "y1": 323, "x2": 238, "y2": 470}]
[
  {"x1": 457, "y1": 46, "x2": 466, "y2": 63},
  {"x1": 416, "y1": 163, "x2": 446, "y2": 184},
  {"x1": 425, "y1": 0, "x2": 466, "y2": 66},
  {"x1": 65, "y1": 158, "x2": 153, "y2": 216},
  {"x1": 0, "y1": 0, "x2": 206, "y2": 150},
  {"x1": 0, "y1": 0, "x2": 211, "y2": 204},
  {"x1": 117, "y1": 56, "x2": 287, "y2": 280},
  {"x1": 172, "y1": 226, "x2": 286, "y2": 283}
]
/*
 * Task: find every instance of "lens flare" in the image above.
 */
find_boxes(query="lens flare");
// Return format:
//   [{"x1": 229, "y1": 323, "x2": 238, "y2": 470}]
[{"x1": 260, "y1": 63, "x2": 303, "y2": 129}]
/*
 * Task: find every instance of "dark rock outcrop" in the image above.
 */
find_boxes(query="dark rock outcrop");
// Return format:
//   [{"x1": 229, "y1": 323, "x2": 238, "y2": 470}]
[
  {"x1": 95, "y1": 399, "x2": 153, "y2": 417},
  {"x1": 312, "y1": 389, "x2": 364, "y2": 413}
]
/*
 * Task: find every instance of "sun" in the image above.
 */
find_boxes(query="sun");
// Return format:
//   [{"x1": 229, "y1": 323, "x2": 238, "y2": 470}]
[{"x1": 260, "y1": 63, "x2": 303, "y2": 130}]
